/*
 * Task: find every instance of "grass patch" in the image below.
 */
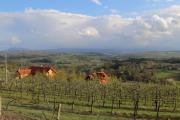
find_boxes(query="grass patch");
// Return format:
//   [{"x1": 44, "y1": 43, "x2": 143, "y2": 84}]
[{"x1": 155, "y1": 70, "x2": 180, "y2": 80}]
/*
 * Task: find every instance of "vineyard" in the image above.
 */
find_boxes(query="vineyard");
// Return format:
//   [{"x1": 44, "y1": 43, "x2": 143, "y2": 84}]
[
  {"x1": 1, "y1": 52, "x2": 180, "y2": 119},
  {"x1": 0, "y1": 76, "x2": 180, "y2": 120}
]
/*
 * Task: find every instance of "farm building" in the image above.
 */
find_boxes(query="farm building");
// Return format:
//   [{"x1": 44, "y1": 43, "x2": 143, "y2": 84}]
[
  {"x1": 85, "y1": 71, "x2": 109, "y2": 84},
  {"x1": 16, "y1": 66, "x2": 56, "y2": 79}
]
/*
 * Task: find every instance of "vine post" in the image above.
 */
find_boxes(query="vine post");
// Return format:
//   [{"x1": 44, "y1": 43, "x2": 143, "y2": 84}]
[
  {"x1": 0, "y1": 96, "x2": 1, "y2": 116},
  {"x1": 57, "y1": 103, "x2": 62, "y2": 120}
]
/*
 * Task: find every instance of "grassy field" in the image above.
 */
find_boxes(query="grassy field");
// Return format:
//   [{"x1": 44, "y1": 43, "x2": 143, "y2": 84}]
[
  {"x1": 3, "y1": 105, "x2": 132, "y2": 120},
  {"x1": 3, "y1": 104, "x2": 180, "y2": 120},
  {"x1": 155, "y1": 70, "x2": 180, "y2": 80}
]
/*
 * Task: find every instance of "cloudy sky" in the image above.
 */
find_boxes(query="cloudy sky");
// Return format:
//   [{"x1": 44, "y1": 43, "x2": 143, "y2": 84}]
[{"x1": 0, "y1": 0, "x2": 180, "y2": 51}]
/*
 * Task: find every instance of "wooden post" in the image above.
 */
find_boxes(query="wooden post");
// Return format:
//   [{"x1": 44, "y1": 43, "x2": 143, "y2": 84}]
[
  {"x1": 5, "y1": 54, "x2": 8, "y2": 84},
  {"x1": 0, "y1": 96, "x2": 2, "y2": 116},
  {"x1": 57, "y1": 103, "x2": 61, "y2": 120}
]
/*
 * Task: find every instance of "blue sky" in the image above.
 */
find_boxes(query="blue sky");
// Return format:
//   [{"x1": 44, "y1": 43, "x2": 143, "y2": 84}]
[
  {"x1": 0, "y1": 0, "x2": 180, "y2": 50},
  {"x1": 0, "y1": 0, "x2": 179, "y2": 16}
]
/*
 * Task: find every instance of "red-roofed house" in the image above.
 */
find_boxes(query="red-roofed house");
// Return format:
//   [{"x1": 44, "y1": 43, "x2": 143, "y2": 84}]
[
  {"x1": 85, "y1": 71, "x2": 109, "y2": 84},
  {"x1": 16, "y1": 66, "x2": 56, "y2": 79}
]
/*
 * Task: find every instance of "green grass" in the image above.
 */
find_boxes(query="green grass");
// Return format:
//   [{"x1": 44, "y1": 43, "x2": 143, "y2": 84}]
[
  {"x1": 2, "y1": 97, "x2": 180, "y2": 120},
  {"x1": 4, "y1": 105, "x2": 132, "y2": 120},
  {"x1": 155, "y1": 70, "x2": 180, "y2": 80},
  {"x1": 155, "y1": 72, "x2": 173, "y2": 79}
]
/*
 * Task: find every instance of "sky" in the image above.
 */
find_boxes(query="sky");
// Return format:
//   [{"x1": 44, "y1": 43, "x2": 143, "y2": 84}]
[{"x1": 0, "y1": 0, "x2": 180, "y2": 51}]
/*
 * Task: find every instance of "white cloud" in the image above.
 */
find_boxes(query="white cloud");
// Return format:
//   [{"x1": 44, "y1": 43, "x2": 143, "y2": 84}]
[
  {"x1": 151, "y1": 15, "x2": 169, "y2": 30},
  {"x1": 79, "y1": 27, "x2": 99, "y2": 37},
  {"x1": 147, "y1": 0, "x2": 175, "y2": 2},
  {"x1": 110, "y1": 9, "x2": 120, "y2": 14},
  {"x1": 0, "y1": 6, "x2": 180, "y2": 50},
  {"x1": 90, "y1": 0, "x2": 102, "y2": 5},
  {"x1": 10, "y1": 36, "x2": 21, "y2": 45}
]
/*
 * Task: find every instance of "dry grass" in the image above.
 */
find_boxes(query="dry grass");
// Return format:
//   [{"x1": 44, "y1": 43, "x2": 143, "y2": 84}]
[{"x1": 0, "y1": 111, "x2": 33, "y2": 120}]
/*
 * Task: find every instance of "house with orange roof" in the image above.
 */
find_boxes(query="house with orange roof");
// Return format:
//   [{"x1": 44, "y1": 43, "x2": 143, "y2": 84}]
[
  {"x1": 16, "y1": 66, "x2": 56, "y2": 79},
  {"x1": 85, "y1": 71, "x2": 109, "y2": 84}
]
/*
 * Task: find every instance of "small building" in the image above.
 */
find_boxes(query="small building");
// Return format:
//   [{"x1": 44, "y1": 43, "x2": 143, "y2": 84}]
[
  {"x1": 16, "y1": 66, "x2": 56, "y2": 79},
  {"x1": 85, "y1": 71, "x2": 109, "y2": 84}
]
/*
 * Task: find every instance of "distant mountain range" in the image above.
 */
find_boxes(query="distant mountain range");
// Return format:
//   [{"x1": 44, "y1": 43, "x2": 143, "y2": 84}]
[
  {"x1": 0, "y1": 47, "x2": 124, "y2": 53},
  {"x1": 0, "y1": 48, "x2": 31, "y2": 52},
  {"x1": 1, "y1": 47, "x2": 180, "y2": 56}
]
